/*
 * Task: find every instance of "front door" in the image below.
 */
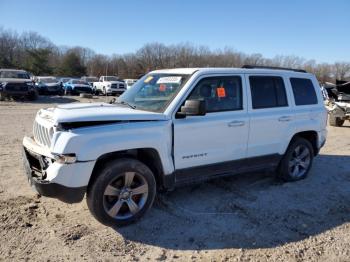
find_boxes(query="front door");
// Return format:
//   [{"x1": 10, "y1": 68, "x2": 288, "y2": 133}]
[{"x1": 173, "y1": 75, "x2": 249, "y2": 170}]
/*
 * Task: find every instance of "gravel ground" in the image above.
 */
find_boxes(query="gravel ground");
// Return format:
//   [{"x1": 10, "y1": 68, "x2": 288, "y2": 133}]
[{"x1": 0, "y1": 96, "x2": 350, "y2": 261}]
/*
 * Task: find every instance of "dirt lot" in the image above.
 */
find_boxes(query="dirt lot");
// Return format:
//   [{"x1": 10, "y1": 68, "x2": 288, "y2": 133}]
[{"x1": 0, "y1": 96, "x2": 350, "y2": 261}]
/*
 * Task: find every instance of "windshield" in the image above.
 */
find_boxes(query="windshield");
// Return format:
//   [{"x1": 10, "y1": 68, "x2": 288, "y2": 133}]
[
  {"x1": 72, "y1": 80, "x2": 88, "y2": 85},
  {"x1": 85, "y1": 77, "x2": 98, "y2": 82},
  {"x1": 40, "y1": 78, "x2": 57, "y2": 83},
  {"x1": 105, "y1": 76, "x2": 119, "y2": 81},
  {"x1": 118, "y1": 73, "x2": 190, "y2": 112},
  {"x1": 0, "y1": 71, "x2": 30, "y2": 79}
]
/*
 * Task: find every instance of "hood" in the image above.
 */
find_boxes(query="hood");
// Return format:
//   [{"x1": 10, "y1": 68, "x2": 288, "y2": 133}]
[
  {"x1": 0, "y1": 78, "x2": 32, "y2": 83},
  {"x1": 40, "y1": 102, "x2": 167, "y2": 125}
]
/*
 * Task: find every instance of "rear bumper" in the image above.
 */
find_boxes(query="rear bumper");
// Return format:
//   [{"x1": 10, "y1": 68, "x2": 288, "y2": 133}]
[
  {"x1": 315, "y1": 129, "x2": 327, "y2": 155},
  {"x1": 107, "y1": 89, "x2": 125, "y2": 94}
]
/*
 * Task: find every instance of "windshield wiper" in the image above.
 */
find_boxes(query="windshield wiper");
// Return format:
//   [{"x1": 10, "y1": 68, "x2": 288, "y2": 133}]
[{"x1": 115, "y1": 100, "x2": 137, "y2": 109}]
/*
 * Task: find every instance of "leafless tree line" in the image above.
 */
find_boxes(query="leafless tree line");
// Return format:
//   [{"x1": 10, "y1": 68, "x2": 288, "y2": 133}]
[{"x1": 1, "y1": 27, "x2": 349, "y2": 83}]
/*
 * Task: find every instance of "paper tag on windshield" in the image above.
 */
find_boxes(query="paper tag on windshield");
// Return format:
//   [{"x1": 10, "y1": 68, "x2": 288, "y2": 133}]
[
  {"x1": 157, "y1": 76, "x2": 182, "y2": 84},
  {"x1": 144, "y1": 76, "x2": 153, "y2": 83}
]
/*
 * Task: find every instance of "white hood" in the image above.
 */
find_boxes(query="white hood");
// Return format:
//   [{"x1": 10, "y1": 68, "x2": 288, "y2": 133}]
[{"x1": 39, "y1": 102, "x2": 167, "y2": 124}]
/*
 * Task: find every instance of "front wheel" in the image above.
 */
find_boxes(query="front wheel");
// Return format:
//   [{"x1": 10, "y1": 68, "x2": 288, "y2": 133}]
[
  {"x1": 277, "y1": 137, "x2": 314, "y2": 181},
  {"x1": 87, "y1": 158, "x2": 156, "y2": 227},
  {"x1": 27, "y1": 90, "x2": 38, "y2": 101},
  {"x1": 0, "y1": 92, "x2": 6, "y2": 101}
]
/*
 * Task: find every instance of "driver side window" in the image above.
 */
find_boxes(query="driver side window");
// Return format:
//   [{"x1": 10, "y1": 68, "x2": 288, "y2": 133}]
[{"x1": 188, "y1": 76, "x2": 243, "y2": 112}]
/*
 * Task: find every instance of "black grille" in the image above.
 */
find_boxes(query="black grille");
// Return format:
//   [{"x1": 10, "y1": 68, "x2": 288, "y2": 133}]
[
  {"x1": 111, "y1": 84, "x2": 118, "y2": 89},
  {"x1": 5, "y1": 83, "x2": 28, "y2": 92},
  {"x1": 119, "y1": 84, "x2": 125, "y2": 89}
]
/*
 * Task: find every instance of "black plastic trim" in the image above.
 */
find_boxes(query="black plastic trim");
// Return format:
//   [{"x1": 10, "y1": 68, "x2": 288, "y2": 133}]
[
  {"x1": 242, "y1": 65, "x2": 307, "y2": 73},
  {"x1": 173, "y1": 154, "x2": 281, "y2": 186}
]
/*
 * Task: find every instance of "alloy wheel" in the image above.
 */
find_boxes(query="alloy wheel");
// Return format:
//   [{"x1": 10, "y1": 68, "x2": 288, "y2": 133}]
[
  {"x1": 103, "y1": 172, "x2": 149, "y2": 220},
  {"x1": 288, "y1": 145, "x2": 311, "y2": 179}
]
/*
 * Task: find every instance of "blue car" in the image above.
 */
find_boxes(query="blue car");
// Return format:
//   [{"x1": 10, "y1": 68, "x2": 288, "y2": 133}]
[{"x1": 63, "y1": 79, "x2": 94, "y2": 95}]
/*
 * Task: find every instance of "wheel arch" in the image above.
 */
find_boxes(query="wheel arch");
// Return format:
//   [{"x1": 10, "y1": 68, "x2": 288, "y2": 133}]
[
  {"x1": 88, "y1": 148, "x2": 167, "y2": 190},
  {"x1": 288, "y1": 130, "x2": 319, "y2": 156}
]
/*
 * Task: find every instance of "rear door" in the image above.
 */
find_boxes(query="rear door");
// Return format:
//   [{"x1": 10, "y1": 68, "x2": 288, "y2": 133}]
[
  {"x1": 173, "y1": 74, "x2": 249, "y2": 170},
  {"x1": 246, "y1": 74, "x2": 293, "y2": 157}
]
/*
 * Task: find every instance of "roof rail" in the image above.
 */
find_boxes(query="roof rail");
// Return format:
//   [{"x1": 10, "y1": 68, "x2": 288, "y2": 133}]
[{"x1": 242, "y1": 65, "x2": 307, "y2": 73}]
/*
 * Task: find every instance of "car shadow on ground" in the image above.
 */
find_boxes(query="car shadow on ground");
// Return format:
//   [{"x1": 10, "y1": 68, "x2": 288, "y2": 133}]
[
  {"x1": 28, "y1": 96, "x2": 79, "y2": 104},
  {"x1": 117, "y1": 154, "x2": 350, "y2": 250}
]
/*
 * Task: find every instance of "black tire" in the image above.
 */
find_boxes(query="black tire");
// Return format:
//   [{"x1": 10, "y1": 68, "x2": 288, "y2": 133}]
[
  {"x1": 329, "y1": 115, "x2": 344, "y2": 127},
  {"x1": 0, "y1": 92, "x2": 5, "y2": 101},
  {"x1": 27, "y1": 90, "x2": 38, "y2": 101},
  {"x1": 58, "y1": 89, "x2": 64, "y2": 96},
  {"x1": 87, "y1": 158, "x2": 156, "y2": 227},
  {"x1": 277, "y1": 137, "x2": 314, "y2": 182}
]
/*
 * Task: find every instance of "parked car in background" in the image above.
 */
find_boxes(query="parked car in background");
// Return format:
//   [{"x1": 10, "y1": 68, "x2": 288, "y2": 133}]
[
  {"x1": 324, "y1": 80, "x2": 350, "y2": 127},
  {"x1": 35, "y1": 76, "x2": 64, "y2": 95},
  {"x1": 93, "y1": 76, "x2": 126, "y2": 95},
  {"x1": 63, "y1": 79, "x2": 94, "y2": 95},
  {"x1": 57, "y1": 77, "x2": 71, "y2": 87},
  {"x1": 81, "y1": 76, "x2": 98, "y2": 87},
  {"x1": 0, "y1": 69, "x2": 37, "y2": 101},
  {"x1": 124, "y1": 79, "x2": 138, "y2": 89}
]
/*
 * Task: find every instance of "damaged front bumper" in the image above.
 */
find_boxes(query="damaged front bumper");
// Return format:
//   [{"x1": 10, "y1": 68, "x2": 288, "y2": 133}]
[{"x1": 22, "y1": 136, "x2": 95, "y2": 203}]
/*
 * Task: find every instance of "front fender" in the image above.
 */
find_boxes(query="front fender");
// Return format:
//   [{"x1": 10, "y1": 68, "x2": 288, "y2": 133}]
[{"x1": 52, "y1": 120, "x2": 175, "y2": 174}]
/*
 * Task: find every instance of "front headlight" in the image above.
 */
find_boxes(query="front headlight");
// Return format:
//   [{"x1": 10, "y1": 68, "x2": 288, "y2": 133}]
[
  {"x1": 53, "y1": 153, "x2": 77, "y2": 164},
  {"x1": 0, "y1": 82, "x2": 7, "y2": 91},
  {"x1": 26, "y1": 82, "x2": 35, "y2": 89}
]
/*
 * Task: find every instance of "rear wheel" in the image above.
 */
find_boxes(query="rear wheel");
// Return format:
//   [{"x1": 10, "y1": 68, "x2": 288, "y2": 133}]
[
  {"x1": 278, "y1": 137, "x2": 314, "y2": 181},
  {"x1": 329, "y1": 115, "x2": 344, "y2": 127},
  {"x1": 87, "y1": 158, "x2": 156, "y2": 227}
]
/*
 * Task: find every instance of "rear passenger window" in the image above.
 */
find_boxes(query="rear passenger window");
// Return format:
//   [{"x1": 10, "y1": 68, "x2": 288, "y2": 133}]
[
  {"x1": 290, "y1": 78, "x2": 318, "y2": 105},
  {"x1": 249, "y1": 76, "x2": 288, "y2": 109},
  {"x1": 188, "y1": 76, "x2": 242, "y2": 112}
]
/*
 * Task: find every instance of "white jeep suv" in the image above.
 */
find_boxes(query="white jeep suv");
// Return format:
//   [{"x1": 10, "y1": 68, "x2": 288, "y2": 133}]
[{"x1": 22, "y1": 66, "x2": 327, "y2": 226}]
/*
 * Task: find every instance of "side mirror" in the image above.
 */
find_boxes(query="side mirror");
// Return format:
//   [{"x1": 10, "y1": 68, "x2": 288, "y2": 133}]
[{"x1": 177, "y1": 99, "x2": 206, "y2": 117}]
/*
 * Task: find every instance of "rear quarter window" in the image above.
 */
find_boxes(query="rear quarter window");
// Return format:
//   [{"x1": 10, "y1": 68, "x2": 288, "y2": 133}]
[{"x1": 290, "y1": 78, "x2": 318, "y2": 105}]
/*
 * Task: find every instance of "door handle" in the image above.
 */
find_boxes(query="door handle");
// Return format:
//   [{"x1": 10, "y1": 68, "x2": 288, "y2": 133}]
[
  {"x1": 278, "y1": 116, "x2": 292, "y2": 122},
  {"x1": 228, "y1": 120, "x2": 245, "y2": 127}
]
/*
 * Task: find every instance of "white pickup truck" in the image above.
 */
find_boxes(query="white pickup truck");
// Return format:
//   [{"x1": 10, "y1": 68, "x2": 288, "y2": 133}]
[
  {"x1": 93, "y1": 76, "x2": 126, "y2": 95},
  {"x1": 22, "y1": 67, "x2": 327, "y2": 227}
]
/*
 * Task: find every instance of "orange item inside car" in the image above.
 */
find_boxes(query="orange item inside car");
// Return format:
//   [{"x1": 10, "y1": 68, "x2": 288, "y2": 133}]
[
  {"x1": 159, "y1": 84, "x2": 166, "y2": 91},
  {"x1": 217, "y1": 87, "x2": 226, "y2": 98}
]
